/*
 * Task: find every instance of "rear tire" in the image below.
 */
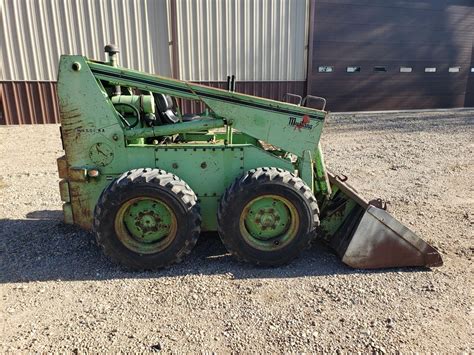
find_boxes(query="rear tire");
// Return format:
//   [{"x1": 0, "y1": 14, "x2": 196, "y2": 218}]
[
  {"x1": 217, "y1": 167, "x2": 319, "y2": 266},
  {"x1": 93, "y1": 168, "x2": 201, "y2": 270}
]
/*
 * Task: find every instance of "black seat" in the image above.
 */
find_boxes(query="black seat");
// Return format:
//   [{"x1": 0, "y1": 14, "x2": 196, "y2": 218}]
[{"x1": 154, "y1": 94, "x2": 200, "y2": 124}]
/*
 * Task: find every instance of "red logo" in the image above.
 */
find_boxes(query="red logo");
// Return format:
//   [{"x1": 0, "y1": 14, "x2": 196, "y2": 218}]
[{"x1": 288, "y1": 115, "x2": 313, "y2": 131}]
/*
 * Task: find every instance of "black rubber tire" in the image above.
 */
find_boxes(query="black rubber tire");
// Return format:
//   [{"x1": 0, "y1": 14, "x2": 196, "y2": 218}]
[
  {"x1": 93, "y1": 168, "x2": 201, "y2": 270},
  {"x1": 217, "y1": 167, "x2": 319, "y2": 266}
]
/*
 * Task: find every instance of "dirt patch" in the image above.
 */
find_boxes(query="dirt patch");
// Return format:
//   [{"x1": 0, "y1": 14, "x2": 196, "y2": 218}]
[{"x1": 0, "y1": 110, "x2": 472, "y2": 352}]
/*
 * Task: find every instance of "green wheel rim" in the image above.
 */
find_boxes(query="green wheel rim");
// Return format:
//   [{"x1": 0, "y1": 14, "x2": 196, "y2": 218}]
[
  {"x1": 115, "y1": 197, "x2": 177, "y2": 254},
  {"x1": 239, "y1": 194, "x2": 300, "y2": 251}
]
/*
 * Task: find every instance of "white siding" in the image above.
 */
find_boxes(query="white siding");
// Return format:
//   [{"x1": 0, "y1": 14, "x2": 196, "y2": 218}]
[
  {"x1": 1, "y1": 0, "x2": 172, "y2": 81},
  {"x1": 176, "y1": 0, "x2": 309, "y2": 81}
]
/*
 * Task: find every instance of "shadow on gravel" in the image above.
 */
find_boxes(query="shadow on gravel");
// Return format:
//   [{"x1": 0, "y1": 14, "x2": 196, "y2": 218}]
[{"x1": 0, "y1": 210, "x2": 427, "y2": 283}]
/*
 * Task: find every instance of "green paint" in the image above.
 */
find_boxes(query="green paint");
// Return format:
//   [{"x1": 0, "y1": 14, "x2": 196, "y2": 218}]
[
  {"x1": 123, "y1": 198, "x2": 173, "y2": 242},
  {"x1": 243, "y1": 197, "x2": 290, "y2": 240},
  {"x1": 314, "y1": 143, "x2": 331, "y2": 198},
  {"x1": 111, "y1": 94, "x2": 155, "y2": 114},
  {"x1": 299, "y1": 150, "x2": 315, "y2": 192},
  {"x1": 239, "y1": 195, "x2": 299, "y2": 251},
  {"x1": 116, "y1": 197, "x2": 177, "y2": 253},
  {"x1": 124, "y1": 118, "x2": 225, "y2": 139}
]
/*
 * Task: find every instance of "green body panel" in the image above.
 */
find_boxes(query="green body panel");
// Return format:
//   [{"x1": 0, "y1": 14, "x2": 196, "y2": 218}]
[
  {"x1": 198, "y1": 95, "x2": 324, "y2": 158},
  {"x1": 153, "y1": 145, "x2": 293, "y2": 230},
  {"x1": 61, "y1": 144, "x2": 294, "y2": 231}
]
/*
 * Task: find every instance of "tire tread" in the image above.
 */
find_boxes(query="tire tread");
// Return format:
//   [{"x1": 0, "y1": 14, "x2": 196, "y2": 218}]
[
  {"x1": 217, "y1": 167, "x2": 319, "y2": 266},
  {"x1": 93, "y1": 168, "x2": 201, "y2": 270}
]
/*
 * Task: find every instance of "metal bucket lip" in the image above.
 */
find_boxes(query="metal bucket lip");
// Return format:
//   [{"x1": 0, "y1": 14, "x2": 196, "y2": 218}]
[
  {"x1": 342, "y1": 206, "x2": 443, "y2": 269},
  {"x1": 368, "y1": 206, "x2": 443, "y2": 267},
  {"x1": 323, "y1": 169, "x2": 443, "y2": 269}
]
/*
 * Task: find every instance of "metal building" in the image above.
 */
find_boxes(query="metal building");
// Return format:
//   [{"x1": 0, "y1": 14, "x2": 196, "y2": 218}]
[
  {"x1": 1, "y1": 0, "x2": 473, "y2": 124},
  {"x1": 1, "y1": 0, "x2": 172, "y2": 124}
]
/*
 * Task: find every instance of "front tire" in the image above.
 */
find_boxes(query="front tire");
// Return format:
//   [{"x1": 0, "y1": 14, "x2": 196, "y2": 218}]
[
  {"x1": 217, "y1": 167, "x2": 319, "y2": 266},
  {"x1": 93, "y1": 168, "x2": 201, "y2": 270}
]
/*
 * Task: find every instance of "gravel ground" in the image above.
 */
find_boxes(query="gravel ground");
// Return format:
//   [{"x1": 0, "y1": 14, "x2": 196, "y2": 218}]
[{"x1": 0, "y1": 109, "x2": 472, "y2": 353}]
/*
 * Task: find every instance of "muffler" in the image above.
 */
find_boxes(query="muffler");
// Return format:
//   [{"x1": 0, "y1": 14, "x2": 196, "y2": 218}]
[{"x1": 319, "y1": 172, "x2": 443, "y2": 269}]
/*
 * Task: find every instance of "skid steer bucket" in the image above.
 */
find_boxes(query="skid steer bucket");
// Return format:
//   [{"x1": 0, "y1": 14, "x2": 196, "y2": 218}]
[{"x1": 320, "y1": 172, "x2": 443, "y2": 269}]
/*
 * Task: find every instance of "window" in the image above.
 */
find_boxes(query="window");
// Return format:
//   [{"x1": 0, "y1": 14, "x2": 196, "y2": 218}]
[
  {"x1": 318, "y1": 66, "x2": 333, "y2": 73},
  {"x1": 471, "y1": 68, "x2": 474, "y2": 73},
  {"x1": 425, "y1": 67, "x2": 436, "y2": 73},
  {"x1": 373, "y1": 66, "x2": 387, "y2": 72},
  {"x1": 347, "y1": 66, "x2": 361, "y2": 73},
  {"x1": 448, "y1": 67, "x2": 461, "y2": 73},
  {"x1": 400, "y1": 66, "x2": 412, "y2": 73}
]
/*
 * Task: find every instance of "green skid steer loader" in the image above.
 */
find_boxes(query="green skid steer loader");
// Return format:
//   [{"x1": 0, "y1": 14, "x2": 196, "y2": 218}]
[{"x1": 56, "y1": 45, "x2": 442, "y2": 270}]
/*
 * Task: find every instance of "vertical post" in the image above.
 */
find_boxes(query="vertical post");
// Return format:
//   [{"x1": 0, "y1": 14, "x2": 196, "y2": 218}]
[
  {"x1": 104, "y1": 44, "x2": 121, "y2": 96},
  {"x1": 305, "y1": 0, "x2": 316, "y2": 98},
  {"x1": 231, "y1": 75, "x2": 236, "y2": 92},
  {"x1": 169, "y1": 0, "x2": 180, "y2": 80},
  {"x1": 169, "y1": 0, "x2": 184, "y2": 111},
  {"x1": 226, "y1": 123, "x2": 233, "y2": 145}
]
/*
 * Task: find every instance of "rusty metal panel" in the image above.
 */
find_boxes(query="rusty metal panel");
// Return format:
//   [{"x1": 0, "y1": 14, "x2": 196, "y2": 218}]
[
  {"x1": 1, "y1": 0, "x2": 172, "y2": 81},
  {"x1": 341, "y1": 206, "x2": 443, "y2": 269},
  {"x1": 59, "y1": 180, "x2": 71, "y2": 203},
  {"x1": 175, "y1": 0, "x2": 309, "y2": 81},
  {"x1": 57, "y1": 156, "x2": 68, "y2": 178},
  {"x1": 0, "y1": 81, "x2": 59, "y2": 124}
]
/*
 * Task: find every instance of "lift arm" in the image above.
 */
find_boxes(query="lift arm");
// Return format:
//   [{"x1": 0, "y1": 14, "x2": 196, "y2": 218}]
[{"x1": 87, "y1": 60, "x2": 326, "y2": 160}]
